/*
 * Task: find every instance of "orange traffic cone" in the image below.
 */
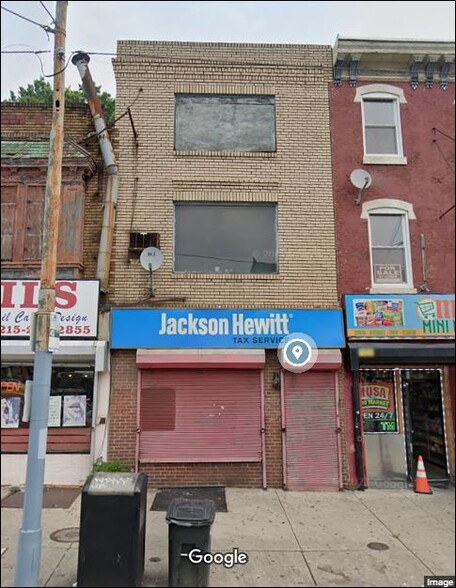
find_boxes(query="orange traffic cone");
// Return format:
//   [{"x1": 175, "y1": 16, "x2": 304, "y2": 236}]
[{"x1": 414, "y1": 455, "x2": 433, "y2": 494}]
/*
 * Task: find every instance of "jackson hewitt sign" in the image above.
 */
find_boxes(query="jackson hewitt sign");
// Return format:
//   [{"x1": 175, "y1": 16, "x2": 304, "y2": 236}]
[{"x1": 110, "y1": 309, "x2": 344, "y2": 349}]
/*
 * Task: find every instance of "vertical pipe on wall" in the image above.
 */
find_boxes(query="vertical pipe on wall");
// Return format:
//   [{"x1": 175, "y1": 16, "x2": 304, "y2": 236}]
[
  {"x1": 334, "y1": 372, "x2": 343, "y2": 490},
  {"x1": 71, "y1": 52, "x2": 119, "y2": 293},
  {"x1": 260, "y1": 370, "x2": 267, "y2": 489},
  {"x1": 280, "y1": 370, "x2": 287, "y2": 489},
  {"x1": 352, "y1": 372, "x2": 366, "y2": 489},
  {"x1": 89, "y1": 369, "x2": 99, "y2": 466},
  {"x1": 135, "y1": 367, "x2": 141, "y2": 474}
]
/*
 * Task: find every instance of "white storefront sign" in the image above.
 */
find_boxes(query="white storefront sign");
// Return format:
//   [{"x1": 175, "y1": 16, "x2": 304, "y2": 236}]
[{"x1": 1, "y1": 280, "x2": 99, "y2": 338}]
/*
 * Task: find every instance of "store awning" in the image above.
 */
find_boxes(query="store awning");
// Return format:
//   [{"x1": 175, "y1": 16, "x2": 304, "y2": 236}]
[
  {"x1": 136, "y1": 348, "x2": 266, "y2": 369},
  {"x1": 1, "y1": 340, "x2": 108, "y2": 372},
  {"x1": 348, "y1": 342, "x2": 455, "y2": 370}
]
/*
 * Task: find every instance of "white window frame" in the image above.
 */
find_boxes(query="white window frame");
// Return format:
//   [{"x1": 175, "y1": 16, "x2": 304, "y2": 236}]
[
  {"x1": 361, "y1": 199, "x2": 416, "y2": 293},
  {"x1": 355, "y1": 84, "x2": 407, "y2": 165}
]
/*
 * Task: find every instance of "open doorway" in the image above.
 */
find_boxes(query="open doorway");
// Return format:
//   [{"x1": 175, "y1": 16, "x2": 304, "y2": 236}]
[{"x1": 402, "y1": 369, "x2": 449, "y2": 483}]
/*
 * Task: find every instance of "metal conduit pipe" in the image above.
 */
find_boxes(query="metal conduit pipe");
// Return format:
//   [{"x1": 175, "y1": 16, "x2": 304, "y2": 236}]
[{"x1": 71, "y1": 52, "x2": 119, "y2": 293}]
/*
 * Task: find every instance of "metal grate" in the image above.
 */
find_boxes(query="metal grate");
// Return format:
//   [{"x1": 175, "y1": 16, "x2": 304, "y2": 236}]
[
  {"x1": 151, "y1": 486, "x2": 227, "y2": 512},
  {"x1": 2, "y1": 487, "x2": 80, "y2": 509}
]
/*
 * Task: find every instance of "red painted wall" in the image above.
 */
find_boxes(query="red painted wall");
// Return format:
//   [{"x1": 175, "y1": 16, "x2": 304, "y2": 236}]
[
  {"x1": 330, "y1": 81, "x2": 455, "y2": 487},
  {"x1": 330, "y1": 82, "x2": 455, "y2": 296}
]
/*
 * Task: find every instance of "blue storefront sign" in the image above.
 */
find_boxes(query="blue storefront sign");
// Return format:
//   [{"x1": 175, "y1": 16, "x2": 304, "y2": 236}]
[
  {"x1": 345, "y1": 294, "x2": 455, "y2": 339},
  {"x1": 111, "y1": 308, "x2": 344, "y2": 349}
]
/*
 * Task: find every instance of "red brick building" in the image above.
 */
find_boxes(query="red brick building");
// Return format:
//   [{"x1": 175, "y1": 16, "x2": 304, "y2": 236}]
[
  {"x1": 331, "y1": 39, "x2": 455, "y2": 488},
  {"x1": 1, "y1": 104, "x2": 110, "y2": 485}
]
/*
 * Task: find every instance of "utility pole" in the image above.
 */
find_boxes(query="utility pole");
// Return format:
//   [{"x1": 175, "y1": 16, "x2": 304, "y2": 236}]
[{"x1": 14, "y1": 2, "x2": 68, "y2": 586}]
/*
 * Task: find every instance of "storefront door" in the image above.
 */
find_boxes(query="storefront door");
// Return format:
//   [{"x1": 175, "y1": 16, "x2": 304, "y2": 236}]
[{"x1": 401, "y1": 369, "x2": 449, "y2": 483}]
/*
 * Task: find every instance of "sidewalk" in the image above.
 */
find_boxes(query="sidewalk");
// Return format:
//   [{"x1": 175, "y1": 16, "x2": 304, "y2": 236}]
[{"x1": 1, "y1": 485, "x2": 455, "y2": 587}]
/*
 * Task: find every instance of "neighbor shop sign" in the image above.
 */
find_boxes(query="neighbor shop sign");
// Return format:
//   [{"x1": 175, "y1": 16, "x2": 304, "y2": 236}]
[
  {"x1": 111, "y1": 308, "x2": 344, "y2": 348},
  {"x1": 1, "y1": 279, "x2": 99, "y2": 338},
  {"x1": 345, "y1": 294, "x2": 455, "y2": 339}
]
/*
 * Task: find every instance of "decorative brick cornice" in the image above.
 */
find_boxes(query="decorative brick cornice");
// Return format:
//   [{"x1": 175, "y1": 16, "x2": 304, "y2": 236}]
[{"x1": 333, "y1": 38, "x2": 455, "y2": 88}]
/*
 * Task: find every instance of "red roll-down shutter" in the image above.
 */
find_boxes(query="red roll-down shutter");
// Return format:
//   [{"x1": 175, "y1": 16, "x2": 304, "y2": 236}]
[
  {"x1": 139, "y1": 369, "x2": 262, "y2": 463},
  {"x1": 284, "y1": 371, "x2": 340, "y2": 491}
]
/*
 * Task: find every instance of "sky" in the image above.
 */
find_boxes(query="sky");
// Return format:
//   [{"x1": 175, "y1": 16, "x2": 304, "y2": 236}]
[{"x1": 1, "y1": 1, "x2": 455, "y2": 99}]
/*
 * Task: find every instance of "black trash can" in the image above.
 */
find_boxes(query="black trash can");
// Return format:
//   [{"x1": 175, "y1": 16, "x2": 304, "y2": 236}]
[
  {"x1": 166, "y1": 498, "x2": 216, "y2": 588},
  {"x1": 77, "y1": 472, "x2": 148, "y2": 587}
]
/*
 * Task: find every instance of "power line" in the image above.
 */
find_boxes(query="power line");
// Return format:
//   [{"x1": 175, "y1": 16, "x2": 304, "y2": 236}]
[
  {"x1": 2, "y1": 48, "x2": 328, "y2": 70},
  {"x1": 39, "y1": 1, "x2": 55, "y2": 24},
  {"x1": 1, "y1": 5, "x2": 54, "y2": 35},
  {"x1": 1, "y1": 49, "x2": 51, "y2": 54}
]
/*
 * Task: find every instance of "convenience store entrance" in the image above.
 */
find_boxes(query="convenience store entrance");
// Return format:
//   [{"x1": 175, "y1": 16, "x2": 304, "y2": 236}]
[{"x1": 402, "y1": 369, "x2": 449, "y2": 483}]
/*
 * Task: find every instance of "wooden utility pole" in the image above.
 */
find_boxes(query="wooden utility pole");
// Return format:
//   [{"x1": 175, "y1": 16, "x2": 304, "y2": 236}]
[{"x1": 14, "y1": 2, "x2": 68, "y2": 586}]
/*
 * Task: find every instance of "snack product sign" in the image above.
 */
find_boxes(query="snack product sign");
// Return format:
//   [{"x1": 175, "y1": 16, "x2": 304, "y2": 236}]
[{"x1": 345, "y1": 294, "x2": 455, "y2": 339}]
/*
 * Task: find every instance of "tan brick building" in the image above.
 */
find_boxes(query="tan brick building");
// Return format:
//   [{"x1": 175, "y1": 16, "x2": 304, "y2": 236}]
[{"x1": 109, "y1": 41, "x2": 346, "y2": 489}]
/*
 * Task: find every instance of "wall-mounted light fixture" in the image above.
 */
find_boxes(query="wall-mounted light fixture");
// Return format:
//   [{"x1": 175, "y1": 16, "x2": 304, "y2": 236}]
[{"x1": 272, "y1": 372, "x2": 281, "y2": 391}]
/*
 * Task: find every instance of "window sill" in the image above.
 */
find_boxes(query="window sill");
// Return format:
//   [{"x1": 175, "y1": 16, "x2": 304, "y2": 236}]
[
  {"x1": 363, "y1": 155, "x2": 407, "y2": 165},
  {"x1": 369, "y1": 286, "x2": 417, "y2": 294},
  {"x1": 173, "y1": 150, "x2": 277, "y2": 158},
  {"x1": 1, "y1": 262, "x2": 85, "y2": 277},
  {"x1": 172, "y1": 272, "x2": 281, "y2": 280}
]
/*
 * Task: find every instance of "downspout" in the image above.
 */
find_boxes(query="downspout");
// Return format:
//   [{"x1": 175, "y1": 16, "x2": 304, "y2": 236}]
[
  {"x1": 352, "y1": 371, "x2": 366, "y2": 489},
  {"x1": 71, "y1": 52, "x2": 118, "y2": 293}
]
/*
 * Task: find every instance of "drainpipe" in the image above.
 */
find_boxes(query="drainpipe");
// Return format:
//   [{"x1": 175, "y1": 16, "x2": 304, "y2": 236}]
[
  {"x1": 71, "y1": 52, "x2": 118, "y2": 293},
  {"x1": 352, "y1": 373, "x2": 366, "y2": 489}
]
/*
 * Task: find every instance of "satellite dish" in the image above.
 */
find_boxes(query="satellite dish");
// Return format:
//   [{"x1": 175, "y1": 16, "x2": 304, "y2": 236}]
[
  {"x1": 140, "y1": 247, "x2": 164, "y2": 271},
  {"x1": 350, "y1": 169, "x2": 372, "y2": 205},
  {"x1": 350, "y1": 169, "x2": 372, "y2": 190},
  {"x1": 140, "y1": 247, "x2": 164, "y2": 298}
]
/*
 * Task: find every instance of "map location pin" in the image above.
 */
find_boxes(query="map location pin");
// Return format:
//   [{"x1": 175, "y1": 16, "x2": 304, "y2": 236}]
[{"x1": 292, "y1": 345, "x2": 303, "y2": 360}]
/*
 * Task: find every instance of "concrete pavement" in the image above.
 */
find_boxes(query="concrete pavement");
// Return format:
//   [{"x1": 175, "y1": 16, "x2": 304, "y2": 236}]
[{"x1": 1, "y1": 485, "x2": 455, "y2": 587}]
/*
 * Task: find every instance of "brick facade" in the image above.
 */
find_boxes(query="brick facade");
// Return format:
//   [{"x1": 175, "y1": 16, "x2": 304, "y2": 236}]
[
  {"x1": 331, "y1": 39, "x2": 455, "y2": 487},
  {"x1": 111, "y1": 41, "x2": 337, "y2": 307},
  {"x1": 1, "y1": 103, "x2": 104, "y2": 279},
  {"x1": 109, "y1": 41, "x2": 344, "y2": 489}
]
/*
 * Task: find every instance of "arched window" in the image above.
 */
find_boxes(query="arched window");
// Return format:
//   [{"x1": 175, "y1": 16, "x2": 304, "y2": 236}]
[
  {"x1": 361, "y1": 199, "x2": 416, "y2": 292},
  {"x1": 355, "y1": 85, "x2": 407, "y2": 165}
]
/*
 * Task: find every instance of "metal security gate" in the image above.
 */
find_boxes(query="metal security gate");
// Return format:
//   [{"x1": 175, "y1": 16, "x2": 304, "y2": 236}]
[
  {"x1": 139, "y1": 369, "x2": 262, "y2": 463},
  {"x1": 283, "y1": 371, "x2": 341, "y2": 491}
]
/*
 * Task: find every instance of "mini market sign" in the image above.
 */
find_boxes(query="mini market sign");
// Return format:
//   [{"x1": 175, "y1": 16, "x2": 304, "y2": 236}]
[{"x1": 345, "y1": 294, "x2": 455, "y2": 339}]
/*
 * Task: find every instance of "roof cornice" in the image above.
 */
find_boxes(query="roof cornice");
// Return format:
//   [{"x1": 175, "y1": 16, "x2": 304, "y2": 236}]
[{"x1": 333, "y1": 37, "x2": 455, "y2": 89}]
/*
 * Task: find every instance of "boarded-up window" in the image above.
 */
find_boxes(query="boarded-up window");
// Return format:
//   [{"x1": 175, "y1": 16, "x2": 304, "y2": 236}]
[
  {"x1": 58, "y1": 186, "x2": 84, "y2": 264},
  {"x1": 23, "y1": 185, "x2": 45, "y2": 260},
  {"x1": 1, "y1": 182, "x2": 84, "y2": 266},
  {"x1": 175, "y1": 94, "x2": 276, "y2": 152},
  {"x1": 1, "y1": 185, "x2": 18, "y2": 261}
]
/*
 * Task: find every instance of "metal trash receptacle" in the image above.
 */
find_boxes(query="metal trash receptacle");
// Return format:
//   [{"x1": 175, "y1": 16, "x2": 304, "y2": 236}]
[
  {"x1": 77, "y1": 472, "x2": 148, "y2": 587},
  {"x1": 166, "y1": 498, "x2": 216, "y2": 588}
]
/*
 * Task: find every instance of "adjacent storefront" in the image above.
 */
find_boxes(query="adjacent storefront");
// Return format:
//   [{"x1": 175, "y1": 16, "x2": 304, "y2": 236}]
[
  {"x1": 110, "y1": 308, "x2": 345, "y2": 490},
  {"x1": 345, "y1": 294, "x2": 455, "y2": 488},
  {"x1": 1, "y1": 279, "x2": 108, "y2": 486}
]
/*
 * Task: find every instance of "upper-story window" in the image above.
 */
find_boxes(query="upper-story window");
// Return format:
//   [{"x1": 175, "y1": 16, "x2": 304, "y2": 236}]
[
  {"x1": 355, "y1": 85, "x2": 407, "y2": 165},
  {"x1": 1, "y1": 182, "x2": 84, "y2": 269},
  {"x1": 361, "y1": 199, "x2": 416, "y2": 293},
  {"x1": 174, "y1": 202, "x2": 278, "y2": 274},
  {"x1": 174, "y1": 94, "x2": 276, "y2": 152}
]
